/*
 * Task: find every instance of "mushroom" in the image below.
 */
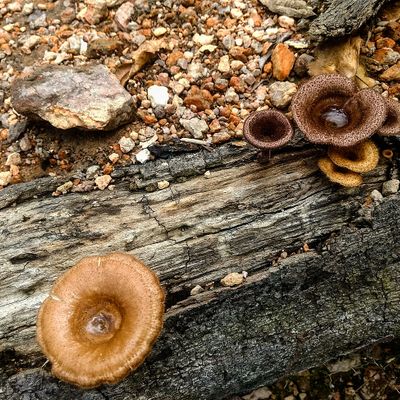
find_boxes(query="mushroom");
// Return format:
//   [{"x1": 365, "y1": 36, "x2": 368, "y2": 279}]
[
  {"x1": 318, "y1": 157, "x2": 363, "y2": 187},
  {"x1": 36, "y1": 252, "x2": 165, "y2": 388},
  {"x1": 377, "y1": 97, "x2": 400, "y2": 136},
  {"x1": 243, "y1": 109, "x2": 293, "y2": 162},
  {"x1": 382, "y1": 149, "x2": 394, "y2": 160},
  {"x1": 291, "y1": 74, "x2": 387, "y2": 147},
  {"x1": 327, "y1": 139, "x2": 379, "y2": 173}
]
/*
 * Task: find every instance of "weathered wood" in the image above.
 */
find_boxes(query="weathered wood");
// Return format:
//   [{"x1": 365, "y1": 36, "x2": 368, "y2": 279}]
[
  {"x1": 309, "y1": 0, "x2": 390, "y2": 40},
  {"x1": 0, "y1": 141, "x2": 399, "y2": 399}
]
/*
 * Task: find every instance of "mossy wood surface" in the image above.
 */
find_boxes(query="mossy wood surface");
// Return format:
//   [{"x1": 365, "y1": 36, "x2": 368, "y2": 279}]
[{"x1": 1, "y1": 142, "x2": 400, "y2": 399}]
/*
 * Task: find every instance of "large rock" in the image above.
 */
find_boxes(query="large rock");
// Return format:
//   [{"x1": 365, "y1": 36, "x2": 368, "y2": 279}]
[{"x1": 11, "y1": 64, "x2": 135, "y2": 131}]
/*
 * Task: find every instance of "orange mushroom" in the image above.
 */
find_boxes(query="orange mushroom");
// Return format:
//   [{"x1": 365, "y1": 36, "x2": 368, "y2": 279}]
[
  {"x1": 318, "y1": 157, "x2": 363, "y2": 187},
  {"x1": 36, "y1": 252, "x2": 165, "y2": 388},
  {"x1": 327, "y1": 139, "x2": 379, "y2": 173}
]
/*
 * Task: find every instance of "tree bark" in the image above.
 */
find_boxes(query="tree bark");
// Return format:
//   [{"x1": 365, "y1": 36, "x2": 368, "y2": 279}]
[
  {"x1": 1, "y1": 140, "x2": 400, "y2": 399},
  {"x1": 309, "y1": 0, "x2": 390, "y2": 40}
]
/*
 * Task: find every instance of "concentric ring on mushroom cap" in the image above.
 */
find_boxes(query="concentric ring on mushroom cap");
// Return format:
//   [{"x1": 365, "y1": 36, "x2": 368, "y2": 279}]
[
  {"x1": 243, "y1": 109, "x2": 293, "y2": 150},
  {"x1": 328, "y1": 139, "x2": 379, "y2": 173},
  {"x1": 291, "y1": 74, "x2": 387, "y2": 147},
  {"x1": 36, "y1": 252, "x2": 165, "y2": 388},
  {"x1": 378, "y1": 97, "x2": 400, "y2": 136}
]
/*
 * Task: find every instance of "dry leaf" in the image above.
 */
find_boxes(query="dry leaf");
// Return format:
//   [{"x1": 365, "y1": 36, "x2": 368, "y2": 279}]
[
  {"x1": 356, "y1": 63, "x2": 377, "y2": 88},
  {"x1": 308, "y1": 37, "x2": 363, "y2": 79},
  {"x1": 115, "y1": 39, "x2": 168, "y2": 86}
]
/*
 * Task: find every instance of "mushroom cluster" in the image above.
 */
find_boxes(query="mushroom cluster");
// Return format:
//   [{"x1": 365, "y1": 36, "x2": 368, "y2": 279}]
[
  {"x1": 36, "y1": 252, "x2": 165, "y2": 388},
  {"x1": 243, "y1": 74, "x2": 400, "y2": 187},
  {"x1": 291, "y1": 74, "x2": 400, "y2": 186}
]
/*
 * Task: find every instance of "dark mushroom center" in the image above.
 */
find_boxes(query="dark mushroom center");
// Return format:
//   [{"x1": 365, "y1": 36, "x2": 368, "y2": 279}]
[{"x1": 251, "y1": 115, "x2": 287, "y2": 143}]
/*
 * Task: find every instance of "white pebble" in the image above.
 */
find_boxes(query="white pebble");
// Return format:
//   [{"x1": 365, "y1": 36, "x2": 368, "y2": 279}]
[
  {"x1": 147, "y1": 85, "x2": 170, "y2": 108},
  {"x1": 0, "y1": 171, "x2": 12, "y2": 187},
  {"x1": 135, "y1": 148, "x2": 151, "y2": 164},
  {"x1": 118, "y1": 136, "x2": 135, "y2": 153},
  {"x1": 157, "y1": 180, "x2": 170, "y2": 190}
]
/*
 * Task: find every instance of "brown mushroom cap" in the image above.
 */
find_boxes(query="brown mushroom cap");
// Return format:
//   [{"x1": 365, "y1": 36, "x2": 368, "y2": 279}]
[
  {"x1": 243, "y1": 109, "x2": 293, "y2": 150},
  {"x1": 327, "y1": 139, "x2": 379, "y2": 173},
  {"x1": 378, "y1": 97, "x2": 400, "y2": 136},
  {"x1": 318, "y1": 157, "x2": 363, "y2": 187},
  {"x1": 37, "y1": 252, "x2": 165, "y2": 388},
  {"x1": 291, "y1": 74, "x2": 387, "y2": 147}
]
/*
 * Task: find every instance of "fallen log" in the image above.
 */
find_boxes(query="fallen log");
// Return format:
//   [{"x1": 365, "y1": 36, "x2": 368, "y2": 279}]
[
  {"x1": 1, "y1": 140, "x2": 400, "y2": 399},
  {"x1": 309, "y1": 0, "x2": 390, "y2": 40}
]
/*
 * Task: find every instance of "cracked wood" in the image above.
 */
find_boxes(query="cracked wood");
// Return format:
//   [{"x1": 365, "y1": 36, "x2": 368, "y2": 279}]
[{"x1": 0, "y1": 143, "x2": 399, "y2": 399}]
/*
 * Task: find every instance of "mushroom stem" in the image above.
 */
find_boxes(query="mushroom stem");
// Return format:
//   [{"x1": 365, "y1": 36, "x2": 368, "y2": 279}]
[{"x1": 257, "y1": 149, "x2": 272, "y2": 164}]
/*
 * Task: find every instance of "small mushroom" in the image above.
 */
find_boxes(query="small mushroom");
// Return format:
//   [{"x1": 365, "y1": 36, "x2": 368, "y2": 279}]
[
  {"x1": 243, "y1": 109, "x2": 293, "y2": 162},
  {"x1": 327, "y1": 139, "x2": 379, "y2": 173},
  {"x1": 382, "y1": 149, "x2": 394, "y2": 160},
  {"x1": 318, "y1": 157, "x2": 363, "y2": 187},
  {"x1": 291, "y1": 74, "x2": 387, "y2": 147},
  {"x1": 36, "y1": 252, "x2": 165, "y2": 388},
  {"x1": 378, "y1": 97, "x2": 400, "y2": 136}
]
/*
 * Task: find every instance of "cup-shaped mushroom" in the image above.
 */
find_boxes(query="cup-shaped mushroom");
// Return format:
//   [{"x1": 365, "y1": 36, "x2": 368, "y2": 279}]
[
  {"x1": 327, "y1": 139, "x2": 379, "y2": 173},
  {"x1": 378, "y1": 97, "x2": 400, "y2": 136},
  {"x1": 243, "y1": 110, "x2": 294, "y2": 150},
  {"x1": 318, "y1": 157, "x2": 363, "y2": 187},
  {"x1": 36, "y1": 252, "x2": 165, "y2": 388},
  {"x1": 291, "y1": 74, "x2": 387, "y2": 147}
]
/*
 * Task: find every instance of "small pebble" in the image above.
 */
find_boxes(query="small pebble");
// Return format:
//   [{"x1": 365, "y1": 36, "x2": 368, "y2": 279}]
[
  {"x1": 370, "y1": 189, "x2": 384, "y2": 203},
  {"x1": 56, "y1": 181, "x2": 73, "y2": 194},
  {"x1": 0, "y1": 171, "x2": 12, "y2": 187},
  {"x1": 95, "y1": 174, "x2": 112, "y2": 190},
  {"x1": 109, "y1": 153, "x2": 119, "y2": 163},
  {"x1": 153, "y1": 27, "x2": 167, "y2": 37},
  {"x1": 218, "y1": 55, "x2": 231, "y2": 73},
  {"x1": 118, "y1": 136, "x2": 135, "y2": 153},
  {"x1": 382, "y1": 179, "x2": 400, "y2": 196},
  {"x1": 221, "y1": 272, "x2": 244, "y2": 287},
  {"x1": 157, "y1": 180, "x2": 170, "y2": 190},
  {"x1": 5, "y1": 152, "x2": 21, "y2": 166},
  {"x1": 147, "y1": 85, "x2": 170, "y2": 108},
  {"x1": 86, "y1": 165, "x2": 101, "y2": 179},
  {"x1": 190, "y1": 285, "x2": 204, "y2": 296},
  {"x1": 135, "y1": 148, "x2": 151, "y2": 164}
]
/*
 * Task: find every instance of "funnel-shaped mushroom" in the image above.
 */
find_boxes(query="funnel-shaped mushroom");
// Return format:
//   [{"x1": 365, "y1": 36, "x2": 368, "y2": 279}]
[
  {"x1": 243, "y1": 109, "x2": 293, "y2": 162},
  {"x1": 318, "y1": 157, "x2": 363, "y2": 187},
  {"x1": 291, "y1": 74, "x2": 387, "y2": 147},
  {"x1": 327, "y1": 139, "x2": 379, "y2": 173},
  {"x1": 378, "y1": 97, "x2": 400, "y2": 136},
  {"x1": 37, "y1": 252, "x2": 165, "y2": 388},
  {"x1": 243, "y1": 109, "x2": 293, "y2": 149}
]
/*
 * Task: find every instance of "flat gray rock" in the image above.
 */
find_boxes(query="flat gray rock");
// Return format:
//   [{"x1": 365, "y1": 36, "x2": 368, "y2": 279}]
[{"x1": 11, "y1": 64, "x2": 135, "y2": 131}]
